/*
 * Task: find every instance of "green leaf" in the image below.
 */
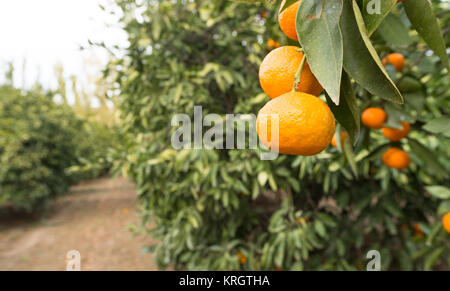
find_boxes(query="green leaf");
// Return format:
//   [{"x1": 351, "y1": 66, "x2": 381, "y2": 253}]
[
  {"x1": 437, "y1": 201, "x2": 450, "y2": 216},
  {"x1": 423, "y1": 117, "x2": 450, "y2": 138},
  {"x1": 397, "y1": 76, "x2": 423, "y2": 93},
  {"x1": 377, "y1": 13, "x2": 412, "y2": 47},
  {"x1": 361, "y1": 0, "x2": 397, "y2": 36},
  {"x1": 425, "y1": 186, "x2": 450, "y2": 200},
  {"x1": 383, "y1": 103, "x2": 415, "y2": 129},
  {"x1": 408, "y1": 138, "x2": 448, "y2": 179},
  {"x1": 404, "y1": 0, "x2": 450, "y2": 71},
  {"x1": 343, "y1": 137, "x2": 358, "y2": 177},
  {"x1": 363, "y1": 143, "x2": 390, "y2": 161},
  {"x1": 340, "y1": 0, "x2": 403, "y2": 104},
  {"x1": 326, "y1": 71, "x2": 360, "y2": 144},
  {"x1": 426, "y1": 221, "x2": 443, "y2": 245},
  {"x1": 424, "y1": 246, "x2": 445, "y2": 271},
  {"x1": 279, "y1": 0, "x2": 298, "y2": 14},
  {"x1": 297, "y1": 0, "x2": 343, "y2": 104},
  {"x1": 257, "y1": 171, "x2": 269, "y2": 186},
  {"x1": 314, "y1": 220, "x2": 326, "y2": 238}
]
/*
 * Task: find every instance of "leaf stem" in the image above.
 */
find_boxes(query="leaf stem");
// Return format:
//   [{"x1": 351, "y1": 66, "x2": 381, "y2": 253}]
[{"x1": 292, "y1": 54, "x2": 306, "y2": 92}]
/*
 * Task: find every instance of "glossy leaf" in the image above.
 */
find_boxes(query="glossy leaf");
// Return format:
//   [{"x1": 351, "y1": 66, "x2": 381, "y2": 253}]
[
  {"x1": 404, "y1": 0, "x2": 450, "y2": 71},
  {"x1": 343, "y1": 137, "x2": 358, "y2": 177},
  {"x1": 340, "y1": 0, "x2": 403, "y2": 104},
  {"x1": 326, "y1": 72, "x2": 360, "y2": 144},
  {"x1": 377, "y1": 13, "x2": 412, "y2": 47},
  {"x1": 426, "y1": 186, "x2": 450, "y2": 200},
  {"x1": 423, "y1": 117, "x2": 450, "y2": 138},
  {"x1": 361, "y1": 0, "x2": 397, "y2": 36},
  {"x1": 408, "y1": 138, "x2": 448, "y2": 179},
  {"x1": 297, "y1": 0, "x2": 343, "y2": 104}
]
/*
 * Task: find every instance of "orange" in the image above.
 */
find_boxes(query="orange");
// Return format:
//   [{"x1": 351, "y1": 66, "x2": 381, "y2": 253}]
[
  {"x1": 361, "y1": 107, "x2": 387, "y2": 129},
  {"x1": 260, "y1": 11, "x2": 268, "y2": 19},
  {"x1": 413, "y1": 223, "x2": 424, "y2": 238},
  {"x1": 256, "y1": 91, "x2": 335, "y2": 156},
  {"x1": 296, "y1": 217, "x2": 310, "y2": 224},
  {"x1": 382, "y1": 53, "x2": 405, "y2": 72},
  {"x1": 259, "y1": 46, "x2": 323, "y2": 99},
  {"x1": 331, "y1": 132, "x2": 348, "y2": 147},
  {"x1": 278, "y1": 1, "x2": 301, "y2": 41},
  {"x1": 382, "y1": 122, "x2": 410, "y2": 141},
  {"x1": 443, "y1": 212, "x2": 450, "y2": 233},
  {"x1": 382, "y1": 148, "x2": 410, "y2": 170},
  {"x1": 236, "y1": 252, "x2": 248, "y2": 264},
  {"x1": 267, "y1": 38, "x2": 280, "y2": 49}
]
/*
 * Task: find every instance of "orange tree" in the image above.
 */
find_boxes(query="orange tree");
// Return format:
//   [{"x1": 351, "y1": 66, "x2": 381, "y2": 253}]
[
  {"x1": 107, "y1": 0, "x2": 449, "y2": 270},
  {"x1": 0, "y1": 73, "x2": 116, "y2": 211}
]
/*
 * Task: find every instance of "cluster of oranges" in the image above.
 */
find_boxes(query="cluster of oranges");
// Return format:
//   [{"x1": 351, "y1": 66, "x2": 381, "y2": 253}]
[
  {"x1": 256, "y1": 0, "x2": 412, "y2": 165},
  {"x1": 330, "y1": 107, "x2": 411, "y2": 170},
  {"x1": 331, "y1": 49, "x2": 410, "y2": 170},
  {"x1": 364, "y1": 50, "x2": 410, "y2": 170},
  {"x1": 254, "y1": 0, "x2": 450, "y2": 245},
  {"x1": 256, "y1": 1, "x2": 333, "y2": 156}
]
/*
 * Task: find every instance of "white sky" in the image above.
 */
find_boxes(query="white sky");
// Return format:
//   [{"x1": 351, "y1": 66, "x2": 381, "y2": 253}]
[{"x1": 0, "y1": 0, "x2": 127, "y2": 101}]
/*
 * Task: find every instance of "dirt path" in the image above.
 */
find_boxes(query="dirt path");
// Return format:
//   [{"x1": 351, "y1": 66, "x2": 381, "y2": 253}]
[{"x1": 0, "y1": 176, "x2": 158, "y2": 270}]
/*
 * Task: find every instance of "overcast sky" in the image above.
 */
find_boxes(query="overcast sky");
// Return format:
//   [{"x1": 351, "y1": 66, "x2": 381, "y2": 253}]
[{"x1": 0, "y1": 0, "x2": 127, "y2": 95}]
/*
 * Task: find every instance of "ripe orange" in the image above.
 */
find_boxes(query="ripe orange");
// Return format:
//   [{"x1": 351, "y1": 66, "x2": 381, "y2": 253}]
[
  {"x1": 443, "y1": 212, "x2": 450, "y2": 233},
  {"x1": 382, "y1": 53, "x2": 405, "y2": 72},
  {"x1": 259, "y1": 46, "x2": 323, "y2": 99},
  {"x1": 256, "y1": 91, "x2": 335, "y2": 156},
  {"x1": 382, "y1": 148, "x2": 410, "y2": 170},
  {"x1": 296, "y1": 217, "x2": 310, "y2": 224},
  {"x1": 278, "y1": 1, "x2": 301, "y2": 41},
  {"x1": 260, "y1": 11, "x2": 268, "y2": 19},
  {"x1": 361, "y1": 107, "x2": 387, "y2": 129},
  {"x1": 331, "y1": 132, "x2": 348, "y2": 147},
  {"x1": 382, "y1": 122, "x2": 410, "y2": 141},
  {"x1": 413, "y1": 223, "x2": 424, "y2": 238},
  {"x1": 267, "y1": 38, "x2": 280, "y2": 49},
  {"x1": 236, "y1": 252, "x2": 248, "y2": 264}
]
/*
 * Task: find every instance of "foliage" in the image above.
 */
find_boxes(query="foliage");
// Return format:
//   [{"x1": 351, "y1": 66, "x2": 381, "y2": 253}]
[
  {"x1": 66, "y1": 120, "x2": 118, "y2": 181},
  {"x1": 0, "y1": 84, "x2": 115, "y2": 211},
  {"x1": 108, "y1": 0, "x2": 450, "y2": 270}
]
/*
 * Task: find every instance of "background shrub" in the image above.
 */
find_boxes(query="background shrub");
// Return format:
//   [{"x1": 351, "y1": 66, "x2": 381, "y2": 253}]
[{"x1": 0, "y1": 84, "x2": 115, "y2": 211}]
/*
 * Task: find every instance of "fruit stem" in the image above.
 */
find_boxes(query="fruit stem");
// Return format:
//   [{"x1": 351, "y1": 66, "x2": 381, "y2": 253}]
[{"x1": 292, "y1": 55, "x2": 306, "y2": 92}]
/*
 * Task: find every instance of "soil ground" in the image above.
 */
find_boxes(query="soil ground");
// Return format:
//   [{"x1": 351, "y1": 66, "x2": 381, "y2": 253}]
[{"x1": 0, "y1": 176, "x2": 158, "y2": 270}]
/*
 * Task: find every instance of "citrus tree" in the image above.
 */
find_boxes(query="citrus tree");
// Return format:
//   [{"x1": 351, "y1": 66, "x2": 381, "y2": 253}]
[
  {"x1": 108, "y1": 0, "x2": 449, "y2": 270},
  {"x1": 0, "y1": 83, "x2": 115, "y2": 211}
]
